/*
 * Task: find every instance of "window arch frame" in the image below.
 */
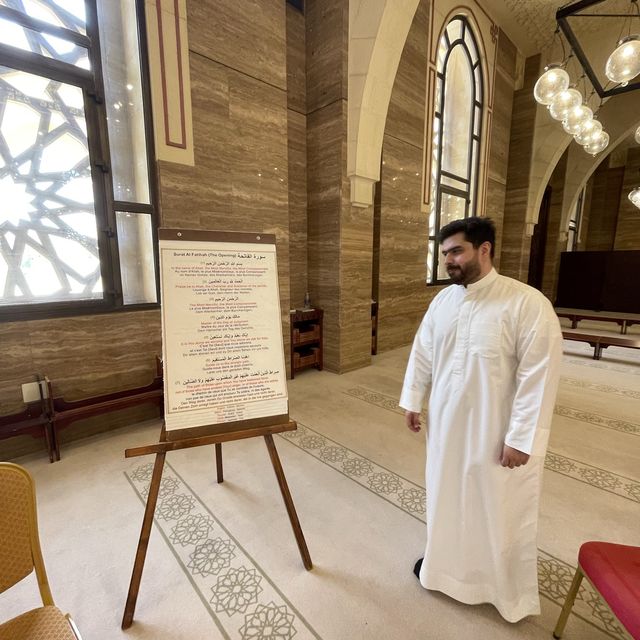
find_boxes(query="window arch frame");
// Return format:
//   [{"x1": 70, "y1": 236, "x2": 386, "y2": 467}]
[{"x1": 428, "y1": 15, "x2": 484, "y2": 285}]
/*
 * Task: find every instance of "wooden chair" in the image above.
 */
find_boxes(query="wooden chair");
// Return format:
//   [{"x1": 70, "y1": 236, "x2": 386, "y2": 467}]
[
  {"x1": 553, "y1": 541, "x2": 640, "y2": 639},
  {"x1": 0, "y1": 462, "x2": 82, "y2": 639}
]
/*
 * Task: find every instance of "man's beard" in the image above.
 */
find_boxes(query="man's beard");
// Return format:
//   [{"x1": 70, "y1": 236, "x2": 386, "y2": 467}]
[{"x1": 446, "y1": 258, "x2": 481, "y2": 285}]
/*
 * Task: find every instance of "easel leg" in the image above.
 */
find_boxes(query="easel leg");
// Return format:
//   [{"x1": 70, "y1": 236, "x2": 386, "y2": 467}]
[
  {"x1": 215, "y1": 443, "x2": 224, "y2": 483},
  {"x1": 122, "y1": 450, "x2": 167, "y2": 629},
  {"x1": 264, "y1": 434, "x2": 312, "y2": 570}
]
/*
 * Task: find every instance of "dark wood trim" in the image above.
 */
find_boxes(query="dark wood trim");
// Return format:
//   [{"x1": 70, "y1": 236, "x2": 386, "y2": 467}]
[
  {"x1": 0, "y1": 42, "x2": 94, "y2": 89},
  {"x1": 0, "y1": 6, "x2": 91, "y2": 47},
  {"x1": 158, "y1": 229, "x2": 277, "y2": 245}
]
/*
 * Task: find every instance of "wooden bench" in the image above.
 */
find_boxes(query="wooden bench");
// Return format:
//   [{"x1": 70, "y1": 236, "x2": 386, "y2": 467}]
[
  {"x1": 46, "y1": 374, "x2": 164, "y2": 461},
  {"x1": 562, "y1": 330, "x2": 640, "y2": 360},
  {"x1": 0, "y1": 397, "x2": 54, "y2": 463},
  {"x1": 556, "y1": 308, "x2": 640, "y2": 335}
]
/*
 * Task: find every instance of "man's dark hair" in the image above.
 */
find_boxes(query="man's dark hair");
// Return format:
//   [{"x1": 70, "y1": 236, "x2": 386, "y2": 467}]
[{"x1": 438, "y1": 216, "x2": 495, "y2": 258}]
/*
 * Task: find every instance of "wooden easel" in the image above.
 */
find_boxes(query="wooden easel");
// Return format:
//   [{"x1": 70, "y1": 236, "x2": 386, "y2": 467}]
[{"x1": 121, "y1": 415, "x2": 312, "y2": 629}]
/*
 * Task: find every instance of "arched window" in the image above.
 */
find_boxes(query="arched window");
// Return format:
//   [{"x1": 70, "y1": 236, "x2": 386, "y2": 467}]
[{"x1": 428, "y1": 16, "x2": 483, "y2": 283}]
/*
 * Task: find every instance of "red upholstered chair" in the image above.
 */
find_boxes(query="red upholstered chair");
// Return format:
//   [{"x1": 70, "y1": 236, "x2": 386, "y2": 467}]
[{"x1": 553, "y1": 541, "x2": 640, "y2": 639}]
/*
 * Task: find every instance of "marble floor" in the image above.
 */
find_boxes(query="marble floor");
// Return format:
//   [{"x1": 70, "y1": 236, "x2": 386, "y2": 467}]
[{"x1": 1, "y1": 337, "x2": 639, "y2": 640}]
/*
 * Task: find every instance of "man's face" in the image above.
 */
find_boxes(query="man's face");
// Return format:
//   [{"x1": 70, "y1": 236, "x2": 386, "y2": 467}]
[{"x1": 441, "y1": 232, "x2": 484, "y2": 285}]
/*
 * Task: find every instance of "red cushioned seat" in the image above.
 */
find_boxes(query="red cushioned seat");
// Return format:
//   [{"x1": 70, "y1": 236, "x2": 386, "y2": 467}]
[{"x1": 579, "y1": 541, "x2": 640, "y2": 640}]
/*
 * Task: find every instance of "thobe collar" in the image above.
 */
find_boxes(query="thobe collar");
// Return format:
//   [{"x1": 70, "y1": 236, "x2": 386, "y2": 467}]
[{"x1": 464, "y1": 267, "x2": 498, "y2": 294}]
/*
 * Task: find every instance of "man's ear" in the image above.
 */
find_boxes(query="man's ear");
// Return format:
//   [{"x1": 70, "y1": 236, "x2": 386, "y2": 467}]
[{"x1": 481, "y1": 241, "x2": 491, "y2": 258}]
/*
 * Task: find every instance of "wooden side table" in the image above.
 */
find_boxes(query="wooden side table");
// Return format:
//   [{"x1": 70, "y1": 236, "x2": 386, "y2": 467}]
[{"x1": 290, "y1": 308, "x2": 323, "y2": 378}]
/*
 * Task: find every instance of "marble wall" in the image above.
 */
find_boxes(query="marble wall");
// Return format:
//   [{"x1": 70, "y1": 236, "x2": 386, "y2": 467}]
[
  {"x1": 584, "y1": 162, "x2": 624, "y2": 251},
  {"x1": 159, "y1": 0, "x2": 291, "y2": 364},
  {"x1": 0, "y1": 311, "x2": 162, "y2": 459},
  {"x1": 541, "y1": 151, "x2": 567, "y2": 301},
  {"x1": 306, "y1": 0, "x2": 372, "y2": 373},
  {"x1": 287, "y1": 5, "x2": 308, "y2": 309},
  {"x1": 377, "y1": 0, "x2": 432, "y2": 353},
  {"x1": 614, "y1": 147, "x2": 640, "y2": 251},
  {"x1": 486, "y1": 29, "x2": 518, "y2": 268},
  {"x1": 501, "y1": 55, "x2": 541, "y2": 282}
]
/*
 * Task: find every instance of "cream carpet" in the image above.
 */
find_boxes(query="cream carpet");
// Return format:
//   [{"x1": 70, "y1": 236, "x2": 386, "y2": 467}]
[{"x1": 1, "y1": 329, "x2": 638, "y2": 639}]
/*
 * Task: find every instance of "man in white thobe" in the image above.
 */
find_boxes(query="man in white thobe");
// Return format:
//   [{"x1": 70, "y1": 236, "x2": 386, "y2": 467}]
[{"x1": 400, "y1": 216, "x2": 562, "y2": 622}]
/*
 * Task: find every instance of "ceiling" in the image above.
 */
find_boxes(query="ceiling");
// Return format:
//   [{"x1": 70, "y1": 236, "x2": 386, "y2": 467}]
[
  {"x1": 482, "y1": 0, "x2": 562, "y2": 56},
  {"x1": 482, "y1": 0, "x2": 637, "y2": 59}
]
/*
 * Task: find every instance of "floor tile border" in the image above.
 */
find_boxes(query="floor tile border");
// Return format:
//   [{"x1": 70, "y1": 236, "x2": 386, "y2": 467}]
[
  {"x1": 555, "y1": 405, "x2": 639, "y2": 437},
  {"x1": 281, "y1": 420, "x2": 626, "y2": 639},
  {"x1": 342, "y1": 387, "x2": 640, "y2": 503},
  {"x1": 279, "y1": 422, "x2": 426, "y2": 523},
  {"x1": 125, "y1": 462, "x2": 322, "y2": 640},
  {"x1": 564, "y1": 357, "x2": 640, "y2": 376},
  {"x1": 561, "y1": 377, "x2": 640, "y2": 400}
]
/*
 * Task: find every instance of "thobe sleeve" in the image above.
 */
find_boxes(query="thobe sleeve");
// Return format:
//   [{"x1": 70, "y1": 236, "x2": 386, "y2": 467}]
[
  {"x1": 505, "y1": 295, "x2": 563, "y2": 456},
  {"x1": 399, "y1": 308, "x2": 435, "y2": 413}
]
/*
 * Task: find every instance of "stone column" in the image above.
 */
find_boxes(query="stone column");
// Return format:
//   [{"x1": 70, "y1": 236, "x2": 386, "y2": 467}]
[
  {"x1": 501, "y1": 55, "x2": 541, "y2": 281},
  {"x1": 306, "y1": 0, "x2": 373, "y2": 372}
]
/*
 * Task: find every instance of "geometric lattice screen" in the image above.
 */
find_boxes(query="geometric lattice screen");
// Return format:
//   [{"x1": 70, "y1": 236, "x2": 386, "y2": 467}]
[{"x1": 0, "y1": 1, "x2": 102, "y2": 305}]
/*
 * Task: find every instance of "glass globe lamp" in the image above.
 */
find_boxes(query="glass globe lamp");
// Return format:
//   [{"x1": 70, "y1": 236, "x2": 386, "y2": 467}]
[
  {"x1": 584, "y1": 131, "x2": 610, "y2": 155},
  {"x1": 534, "y1": 65, "x2": 570, "y2": 105},
  {"x1": 562, "y1": 105, "x2": 593, "y2": 135},
  {"x1": 629, "y1": 186, "x2": 640, "y2": 210},
  {"x1": 575, "y1": 119, "x2": 602, "y2": 146},
  {"x1": 549, "y1": 88, "x2": 582, "y2": 121},
  {"x1": 605, "y1": 35, "x2": 640, "y2": 86}
]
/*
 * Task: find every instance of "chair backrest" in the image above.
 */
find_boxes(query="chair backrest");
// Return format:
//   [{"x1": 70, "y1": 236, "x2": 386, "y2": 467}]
[{"x1": 0, "y1": 462, "x2": 53, "y2": 605}]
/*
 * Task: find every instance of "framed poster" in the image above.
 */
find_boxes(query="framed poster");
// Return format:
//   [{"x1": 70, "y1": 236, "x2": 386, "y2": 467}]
[{"x1": 159, "y1": 229, "x2": 287, "y2": 431}]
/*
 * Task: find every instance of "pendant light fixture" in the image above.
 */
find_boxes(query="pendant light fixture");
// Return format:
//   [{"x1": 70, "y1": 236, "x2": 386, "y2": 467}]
[
  {"x1": 605, "y1": 36, "x2": 640, "y2": 85},
  {"x1": 534, "y1": 65, "x2": 571, "y2": 105},
  {"x1": 562, "y1": 105, "x2": 593, "y2": 135},
  {"x1": 549, "y1": 88, "x2": 583, "y2": 120}
]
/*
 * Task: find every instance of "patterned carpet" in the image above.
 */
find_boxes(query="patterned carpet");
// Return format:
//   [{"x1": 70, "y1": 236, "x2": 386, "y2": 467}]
[{"x1": 3, "y1": 334, "x2": 638, "y2": 639}]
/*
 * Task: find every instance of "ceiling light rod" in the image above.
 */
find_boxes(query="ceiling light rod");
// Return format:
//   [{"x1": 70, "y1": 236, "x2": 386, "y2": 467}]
[{"x1": 557, "y1": 0, "x2": 640, "y2": 98}]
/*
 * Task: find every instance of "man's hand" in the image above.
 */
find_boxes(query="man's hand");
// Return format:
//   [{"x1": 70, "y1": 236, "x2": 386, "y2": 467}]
[
  {"x1": 500, "y1": 444, "x2": 529, "y2": 468},
  {"x1": 405, "y1": 411, "x2": 421, "y2": 433}
]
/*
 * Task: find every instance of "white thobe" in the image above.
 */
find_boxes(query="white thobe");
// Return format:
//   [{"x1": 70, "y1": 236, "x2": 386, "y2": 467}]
[{"x1": 400, "y1": 268, "x2": 562, "y2": 622}]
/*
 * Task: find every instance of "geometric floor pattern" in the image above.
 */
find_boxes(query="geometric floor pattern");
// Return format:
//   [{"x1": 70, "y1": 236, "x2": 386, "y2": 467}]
[
  {"x1": 126, "y1": 409, "x2": 628, "y2": 640},
  {"x1": 125, "y1": 410, "x2": 625, "y2": 640},
  {"x1": 335, "y1": 387, "x2": 631, "y2": 639},
  {"x1": 342, "y1": 387, "x2": 640, "y2": 504},
  {"x1": 553, "y1": 405, "x2": 639, "y2": 437},
  {"x1": 126, "y1": 462, "x2": 322, "y2": 640}
]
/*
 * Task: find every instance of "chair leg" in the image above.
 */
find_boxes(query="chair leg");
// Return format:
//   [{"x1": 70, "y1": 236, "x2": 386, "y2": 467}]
[
  {"x1": 553, "y1": 566, "x2": 584, "y2": 639},
  {"x1": 44, "y1": 421, "x2": 55, "y2": 464}
]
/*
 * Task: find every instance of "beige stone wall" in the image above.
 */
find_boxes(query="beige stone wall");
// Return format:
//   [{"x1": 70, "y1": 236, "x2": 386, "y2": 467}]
[
  {"x1": 486, "y1": 29, "x2": 518, "y2": 268},
  {"x1": 0, "y1": 312, "x2": 162, "y2": 459},
  {"x1": 376, "y1": 8, "x2": 519, "y2": 353},
  {"x1": 377, "y1": 0, "x2": 433, "y2": 353},
  {"x1": 614, "y1": 147, "x2": 640, "y2": 250},
  {"x1": 583, "y1": 162, "x2": 624, "y2": 251},
  {"x1": 158, "y1": 0, "x2": 291, "y2": 363},
  {"x1": 541, "y1": 152, "x2": 567, "y2": 302},
  {"x1": 501, "y1": 55, "x2": 540, "y2": 282},
  {"x1": 287, "y1": 5, "x2": 308, "y2": 310},
  {"x1": 306, "y1": 0, "x2": 372, "y2": 373}
]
